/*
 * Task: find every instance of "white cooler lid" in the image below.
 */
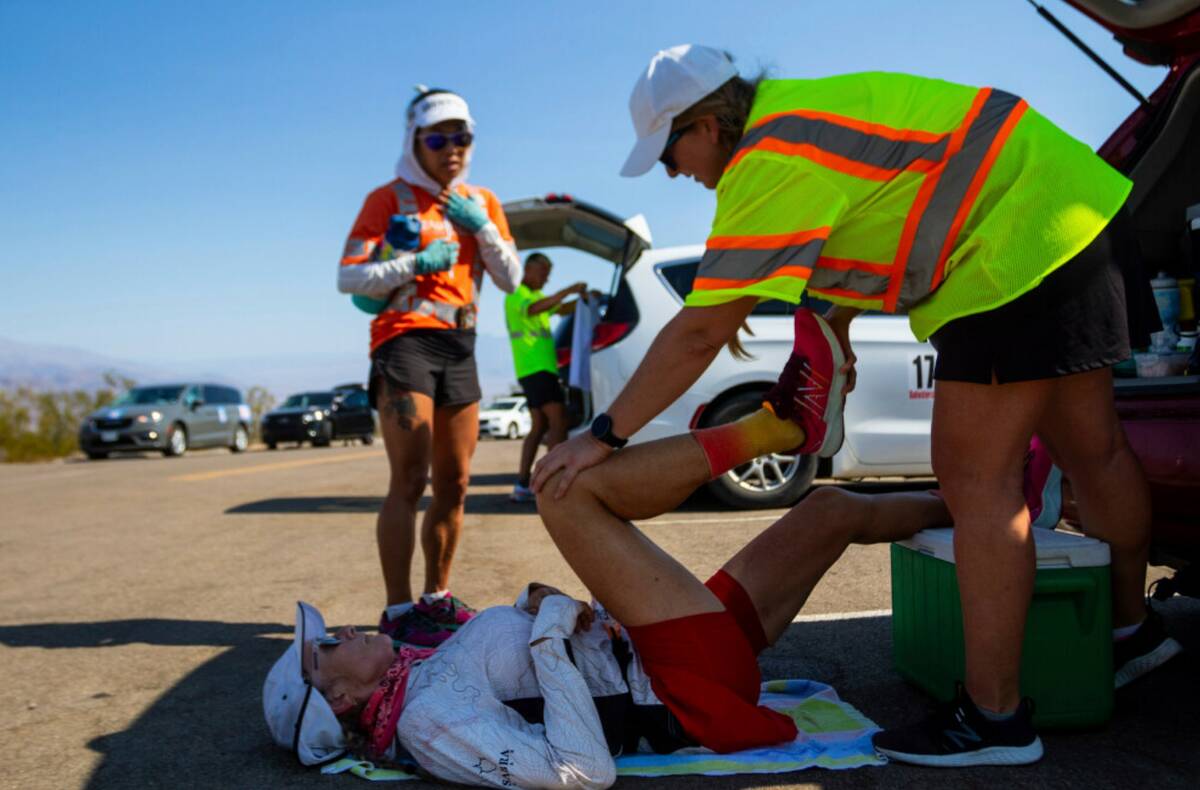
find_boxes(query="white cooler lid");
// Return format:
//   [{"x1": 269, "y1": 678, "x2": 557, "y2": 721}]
[{"x1": 897, "y1": 527, "x2": 1110, "y2": 568}]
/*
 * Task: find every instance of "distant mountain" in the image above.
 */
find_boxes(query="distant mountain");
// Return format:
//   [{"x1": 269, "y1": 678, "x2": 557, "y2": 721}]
[
  {"x1": 0, "y1": 337, "x2": 180, "y2": 392},
  {"x1": 0, "y1": 334, "x2": 520, "y2": 401}
]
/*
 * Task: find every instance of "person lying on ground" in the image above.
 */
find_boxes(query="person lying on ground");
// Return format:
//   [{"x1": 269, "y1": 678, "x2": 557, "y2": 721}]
[{"x1": 264, "y1": 333, "x2": 953, "y2": 787}]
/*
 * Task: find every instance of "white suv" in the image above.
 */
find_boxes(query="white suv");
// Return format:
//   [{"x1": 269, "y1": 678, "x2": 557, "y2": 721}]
[{"x1": 504, "y1": 195, "x2": 935, "y2": 508}]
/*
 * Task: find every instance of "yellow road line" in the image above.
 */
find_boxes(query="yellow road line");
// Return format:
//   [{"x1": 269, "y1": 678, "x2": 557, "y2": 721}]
[{"x1": 171, "y1": 451, "x2": 385, "y2": 482}]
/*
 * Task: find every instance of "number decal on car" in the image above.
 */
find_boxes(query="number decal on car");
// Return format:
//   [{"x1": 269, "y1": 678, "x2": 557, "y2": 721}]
[{"x1": 909, "y1": 353, "x2": 936, "y2": 400}]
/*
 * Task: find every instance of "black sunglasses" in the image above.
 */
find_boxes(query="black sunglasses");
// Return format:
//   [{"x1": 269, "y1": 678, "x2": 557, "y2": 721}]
[
  {"x1": 420, "y1": 131, "x2": 474, "y2": 152},
  {"x1": 659, "y1": 123, "x2": 694, "y2": 171}
]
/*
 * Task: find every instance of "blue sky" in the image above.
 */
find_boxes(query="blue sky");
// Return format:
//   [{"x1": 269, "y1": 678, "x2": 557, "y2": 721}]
[{"x1": 0, "y1": 1, "x2": 1166, "y2": 375}]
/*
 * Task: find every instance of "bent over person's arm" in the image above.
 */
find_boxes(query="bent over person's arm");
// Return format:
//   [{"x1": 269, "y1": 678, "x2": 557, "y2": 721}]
[{"x1": 403, "y1": 596, "x2": 616, "y2": 789}]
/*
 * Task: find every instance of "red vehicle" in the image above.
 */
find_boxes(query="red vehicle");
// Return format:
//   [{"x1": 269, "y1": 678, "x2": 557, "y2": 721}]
[{"x1": 1058, "y1": 1, "x2": 1200, "y2": 597}]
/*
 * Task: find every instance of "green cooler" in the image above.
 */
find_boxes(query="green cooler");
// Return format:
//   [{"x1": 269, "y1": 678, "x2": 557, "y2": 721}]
[{"x1": 891, "y1": 527, "x2": 1112, "y2": 728}]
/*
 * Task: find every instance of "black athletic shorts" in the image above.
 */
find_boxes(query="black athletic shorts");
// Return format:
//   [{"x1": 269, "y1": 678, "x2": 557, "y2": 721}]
[
  {"x1": 930, "y1": 208, "x2": 1160, "y2": 384},
  {"x1": 369, "y1": 329, "x2": 481, "y2": 408},
  {"x1": 518, "y1": 370, "x2": 564, "y2": 409}
]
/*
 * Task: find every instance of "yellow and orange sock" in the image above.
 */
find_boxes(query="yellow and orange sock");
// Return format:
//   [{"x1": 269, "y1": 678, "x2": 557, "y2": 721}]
[{"x1": 691, "y1": 407, "x2": 805, "y2": 479}]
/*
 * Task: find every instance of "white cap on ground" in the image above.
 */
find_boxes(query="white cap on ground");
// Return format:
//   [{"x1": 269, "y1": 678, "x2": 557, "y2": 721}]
[
  {"x1": 262, "y1": 601, "x2": 346, "y2": 766},
  {"x1": 620, "y1": 44, "x2": 739, "y2": 177}
]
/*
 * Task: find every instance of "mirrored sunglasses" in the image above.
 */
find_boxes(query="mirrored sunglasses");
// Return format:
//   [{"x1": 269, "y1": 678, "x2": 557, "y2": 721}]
[{"x1": 420, "y1": 131, "x2": 474, "y2": 152}]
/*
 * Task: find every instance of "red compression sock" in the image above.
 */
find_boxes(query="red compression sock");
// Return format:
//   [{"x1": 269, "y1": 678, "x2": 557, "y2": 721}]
[{"x1": 692, "y1": 408, "x2": 805, "y2": 479}]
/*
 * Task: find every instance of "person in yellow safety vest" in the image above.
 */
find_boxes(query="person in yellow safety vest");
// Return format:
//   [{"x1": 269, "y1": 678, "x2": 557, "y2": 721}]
[
  {"x1": 532, "y1": 45, "x2": 1168, "y2": 768},
  {"x1": 505, "y1": 253, "x2": 588, "y2": 503}
]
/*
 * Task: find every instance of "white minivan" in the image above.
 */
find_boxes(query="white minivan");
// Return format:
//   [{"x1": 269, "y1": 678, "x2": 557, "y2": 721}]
[{"x1": 503, "y1": 194, "x2": 936, "y2": 508}]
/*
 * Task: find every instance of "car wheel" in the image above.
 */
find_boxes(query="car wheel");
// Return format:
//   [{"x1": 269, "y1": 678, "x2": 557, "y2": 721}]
[
  {"x1": 506, "y1": 422, "x2": 519, "y2": 440},
  {"x1": 266, "y1": 442, "x2": 277, "y2": 450},
  {"x1": 313, "y1": 422, "x2": 332, "y2": 447},
  {"x1": 230, "y1": 425, "x2": 249, "y2": 453},
  {"x1": 86, "y1": 451, "x2": 108, "y2": 460},
  {"x1": 163, "y1": 423, "x2": 188, "y2": 458},
  {"x1": 703, "y1": 391, "x2": 818, "y2": 509},
  {"x1": 361, "y1": 433, "x2": 374, "y2": 446}
]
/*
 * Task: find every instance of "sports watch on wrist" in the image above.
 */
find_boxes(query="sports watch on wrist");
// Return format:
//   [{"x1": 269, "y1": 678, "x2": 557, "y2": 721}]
[{"x1": 589, "y1": 413, "x2": 628, "y2": 450}]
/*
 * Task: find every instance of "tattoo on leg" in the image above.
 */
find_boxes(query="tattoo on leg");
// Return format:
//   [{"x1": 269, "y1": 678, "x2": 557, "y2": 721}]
[{"x1": 386, "y1": 391, "x2": 418, "y2": 430}]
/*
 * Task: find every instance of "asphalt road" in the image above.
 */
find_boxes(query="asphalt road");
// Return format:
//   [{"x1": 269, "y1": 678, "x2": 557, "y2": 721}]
[{"x1": 1, "y1": 440, "x2": 1196, "y2": 790}]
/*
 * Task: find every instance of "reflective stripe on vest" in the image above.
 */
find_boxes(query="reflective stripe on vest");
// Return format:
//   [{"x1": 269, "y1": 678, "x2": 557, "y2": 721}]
[
  {"x1": 387, "y1": 294, "x2": 477, "y2": 329},
  {"x1": 385, "y1": 180, "x2": 486, "y2": 327},
  {"x1": 509, "y1": 330, "x2": 552, "y2": 340},
  {"x1": 710, "y1": 86, "x2": 1027, "y2": 312}
]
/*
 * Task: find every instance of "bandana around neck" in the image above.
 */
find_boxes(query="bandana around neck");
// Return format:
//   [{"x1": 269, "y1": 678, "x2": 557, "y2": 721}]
[{"x1": 359, "y1": 645, "x2": 435, "y2": 759}]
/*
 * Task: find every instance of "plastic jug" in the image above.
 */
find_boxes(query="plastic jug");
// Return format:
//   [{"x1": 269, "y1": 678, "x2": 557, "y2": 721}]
[{"x1": 1151, "y1": 272, "x2": 1180, "y2": 352}]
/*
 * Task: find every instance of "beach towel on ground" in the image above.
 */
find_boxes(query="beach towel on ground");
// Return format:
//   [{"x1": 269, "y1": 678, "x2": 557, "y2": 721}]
[{"x1": 321, "y1": 679, "x2": 884, "y2": 781}]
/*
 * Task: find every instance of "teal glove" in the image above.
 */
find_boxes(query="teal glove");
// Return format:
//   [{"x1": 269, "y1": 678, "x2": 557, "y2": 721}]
[
  {"x1": 415, "y1": 239, "x2": 460, "y2": 274},
  {"x1": 445, "y1": 192, "x2": 489, "y2": 234}
]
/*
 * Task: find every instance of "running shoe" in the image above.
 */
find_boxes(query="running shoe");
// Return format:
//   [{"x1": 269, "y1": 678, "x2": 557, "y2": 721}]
[
  {"x1": 762, "y1": 308, "x2": 847, "y2": 457},
  {"x1": 872, "y1": 683, "x2": 1043, "y2": 767},
  {"x1": 378, "y1": 607, "x2": 455, "y2": 647},
  {"x1": 415, "y1": 592, "x2": 476, "y2": 628},
  {"x1": 1113, "y1": 606, "x2": 1184, "y2": 689},
  {"x1": 1024, "y1": 436, "x2": 1064, "y2": 529},
  {"x1": 510, "y1": 482, "x2": 536, "y2": 503}
]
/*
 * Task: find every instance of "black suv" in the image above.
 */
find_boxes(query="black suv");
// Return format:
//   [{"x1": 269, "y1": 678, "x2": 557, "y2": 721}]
[{"x1": 261, "y1": 387, "x2": 375, "y2": 449}]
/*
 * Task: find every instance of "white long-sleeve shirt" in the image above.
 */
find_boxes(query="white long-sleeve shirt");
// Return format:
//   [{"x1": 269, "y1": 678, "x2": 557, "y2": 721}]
[
  {"x1": 394, "y1": 596, "x2": 662, "y2": 789},
  {"x1": 337, "y1": 222, "x2": 520, "y2": 299}
]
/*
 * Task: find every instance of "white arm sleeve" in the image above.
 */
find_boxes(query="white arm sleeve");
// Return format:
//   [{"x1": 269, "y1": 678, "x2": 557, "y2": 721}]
[
  {"x1": 404, "y1": 596, "x2": 615, "y2": 789},
  {"x1": 336, "y1": 252, "x2": 417, "y2": 298},
  {"x1": 475, "y1": 223, "x2": 521, "y2": 294}
]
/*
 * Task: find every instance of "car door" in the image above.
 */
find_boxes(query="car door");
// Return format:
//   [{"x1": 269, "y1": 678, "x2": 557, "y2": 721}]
[
  {"x1": 502, "y1": 194, "x2": 652, "y2": 429},
  {"x1": 200, "y1": 386, "x2": 233, "y2": 446},
  {"x1": 342, "y1": 390, "x2": 373, "y2": 435}
]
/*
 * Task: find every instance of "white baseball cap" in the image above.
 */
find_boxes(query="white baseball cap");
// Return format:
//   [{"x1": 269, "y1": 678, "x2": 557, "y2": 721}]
[
  {"x1": 262, "y1": 601, "x2": 347, "y2": 766},
  {"x1": 407, "y1": 88, "x2": 474, "y2": 130},
  {"x1": 620, "y1": 45, "x2": 739, "y2": 177}
]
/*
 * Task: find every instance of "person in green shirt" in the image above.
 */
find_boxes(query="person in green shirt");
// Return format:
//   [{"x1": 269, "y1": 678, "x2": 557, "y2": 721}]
[{"x1": 505, "y1": 253, "x2": 586, "y2": 502}]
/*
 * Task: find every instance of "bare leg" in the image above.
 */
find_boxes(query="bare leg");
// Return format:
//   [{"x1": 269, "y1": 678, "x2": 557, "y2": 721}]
[
  {"x1": 518, "y1": 409, "x2": 549, "y2": 487},
  {"x1": 376, "y1": 380, "x2": 434, "y2": 606},
  {"x1": 723, "y1": 488, "x2": 952, "y2": 643},
  {"x1": 1033, "y1": 369, "x2": 1150, "y2": 628},
  {"x1": 934, "y1": 377, "x2": 1048, "y2": 714},
  {"x1": 543, "y1": 401, "x2": 568, "y2": 448},
  {"x1": 537, "y1": 409, "x2": 806, "y2": 627},
  {"x1": 421, "y1": 401, "x2": 478, "y2": 593}
]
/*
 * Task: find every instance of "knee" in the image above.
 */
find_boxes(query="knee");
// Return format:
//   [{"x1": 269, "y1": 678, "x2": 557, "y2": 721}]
[
  {"x1": 788, "y1": 487, "x2": 860, "y2": 539},
  {"x1": 388, "y1": 467, "x2": 428, "y2": 505},
  {"x1": 535, "y1": 468, "x2": 599, "y2": 526},
  {"x1": 432, "y1": 471, "x2": 470, "y2": 506}
]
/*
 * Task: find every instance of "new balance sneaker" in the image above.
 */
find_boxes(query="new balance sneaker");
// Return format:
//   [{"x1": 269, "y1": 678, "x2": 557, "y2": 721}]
[
  {"x1": 415, "y1": 592, "x2": 476, "y2": 628},
  {"x1": 510, "y1": 482, "x2": 536, "y2": 503},
  {"x1": 872, "y1": 684, "x2": 1043, "y2": 767},
  {"x1": 1114, "y1": 607, "x2": 1184, "y2": 689},
  {"x1": 762, "y1": 308, "x2": 848, "y2": 457},
  {"x1": 378, "y1": 607, "x2": 455, "y2": 647},
  {"x1": 1024, "y1": 436, "x2": 1064, "y2": 529}
]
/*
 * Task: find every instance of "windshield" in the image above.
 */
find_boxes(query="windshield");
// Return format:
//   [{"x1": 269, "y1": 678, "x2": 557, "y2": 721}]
[
  {"x1": 112, "y1": 386, "x2": 185, "y2": 406},
  {"x1": 282, "y1": 393, "x2": 334, "y2": 408},
  {"x1": 486, "y1": 399, "x2": 520, "y2": 411}
]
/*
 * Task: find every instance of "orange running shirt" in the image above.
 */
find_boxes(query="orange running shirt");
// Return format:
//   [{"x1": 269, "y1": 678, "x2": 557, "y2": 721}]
[{"x1": 342, "y1": 179, "x2": 513, "y2": 353}]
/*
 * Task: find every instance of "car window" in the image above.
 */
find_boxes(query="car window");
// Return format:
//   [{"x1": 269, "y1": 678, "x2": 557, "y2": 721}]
[
  {"x1": 204, "y1": 385, "x2": 239, "y2": 404},
  {"x1": 308, "y1": 393, "x2": 334, "y2": 406},
  {"x1": 223, "y1": 386, "x2": 243, "y2": 404},
  {"x1": 344, "y1": 391, "x2": 368, "y2": 408},
  {"x1": 657, "y1": 260, "x2": 797, "y2": 316},
  {"x1": 112, "y1": 385, "x2": 185, "y2": 406},
  {"x1": 488, "y1": 399, "x2": 520, "y2": 410}
]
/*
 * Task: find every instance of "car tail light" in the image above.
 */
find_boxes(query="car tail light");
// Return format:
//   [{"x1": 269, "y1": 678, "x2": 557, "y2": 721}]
[
  {"x1": 545, "y1": 193, "x2": 574, "y2": 203},
  {"x1": 591, "y1": 321, "x2": 633, "y2": 352},
  {"x1": 557, "y1": 346, "x2": 572, "y2": 369}
]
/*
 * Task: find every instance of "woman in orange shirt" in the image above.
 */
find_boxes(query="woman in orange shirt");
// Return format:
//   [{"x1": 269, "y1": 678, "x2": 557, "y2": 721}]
[{"x1": 338, "y1": 87, "x2": 520, "y2": 645}]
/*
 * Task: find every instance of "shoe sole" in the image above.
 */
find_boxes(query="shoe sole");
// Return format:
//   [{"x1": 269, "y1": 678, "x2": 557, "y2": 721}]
[
  {"x1": 876, "y1": 737, "x2": 1044, "y2": 767},
  {"x1": 1115, "y1": 636, "x2": 1184, "y2": 689},
  {"x1": 811, "y1": 314, "x2": 848, "y2": 458}
]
